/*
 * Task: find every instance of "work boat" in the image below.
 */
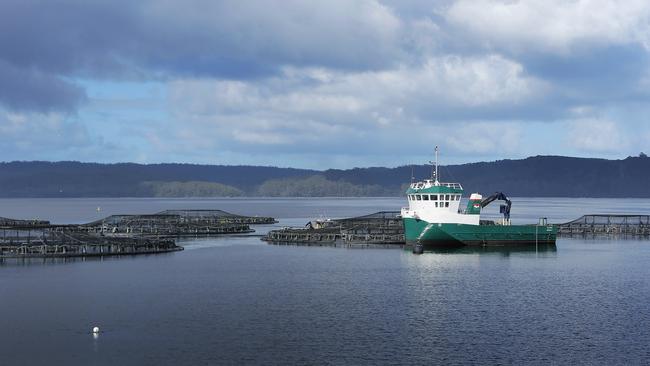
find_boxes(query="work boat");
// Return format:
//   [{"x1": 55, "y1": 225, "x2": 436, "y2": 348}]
[{"x1": 401, "y1": 149, "x2": 557, "y2": 252}]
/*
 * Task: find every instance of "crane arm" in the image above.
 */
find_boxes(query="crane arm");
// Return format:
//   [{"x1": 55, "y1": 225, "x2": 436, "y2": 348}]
[{"x1": 480, "y1": 192, "x2": 512, "y2": 220}]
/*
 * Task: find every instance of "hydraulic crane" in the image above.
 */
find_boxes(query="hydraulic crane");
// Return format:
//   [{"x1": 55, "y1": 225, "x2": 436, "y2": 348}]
[{"x1": 480, "y1": 192, "x2": 512, "y2": 222}]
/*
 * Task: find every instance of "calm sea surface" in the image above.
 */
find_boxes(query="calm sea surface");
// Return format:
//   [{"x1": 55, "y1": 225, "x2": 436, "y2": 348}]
[{"x1": 1, "y1": 197, "x2": 650, "y2": 365}]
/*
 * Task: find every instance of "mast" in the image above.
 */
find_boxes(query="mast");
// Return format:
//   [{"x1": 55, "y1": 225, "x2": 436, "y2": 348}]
[
  {"x1": 428, "y1": 146, "x2": 440, "y2": 184},
  {"x1": 434, "y1": 146, "x2": 439, "y2": 184}
]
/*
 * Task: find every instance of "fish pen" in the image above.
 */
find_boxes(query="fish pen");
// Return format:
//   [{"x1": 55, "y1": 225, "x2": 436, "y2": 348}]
[
  {"x1": 0, "y1": 224, "x2": 181, "y2": 258},
  {"x1": 558, "y1": 214, "x2": 650, "y2": 237},
  {"x1": 155, "y1": 210, "x2": 277, "y2": 225},
  {"x1": 78, "y1": 209, "x2": 277, "y2": 237},
  {"x1": 0, "y1": 209, "x2": 276, "y2": 258},
  {"x1": 263, "y1": 211, "x2": 405, "y2": 248},
  {"x1": 0, "y1": 217, "x2": 50, "y2": 227}
]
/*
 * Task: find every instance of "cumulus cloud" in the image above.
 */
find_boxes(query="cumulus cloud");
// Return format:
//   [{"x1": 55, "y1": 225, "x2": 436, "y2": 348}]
[
  {"x1": 166, "y1": 54, "x2": 544, "y2": 157},
  {"x1": 170, "y1": 54, "x2": 544, "y2": 121},
  {"x1": 445, "y1": 0, "x2": 650, "y2": 54},
  {"x1": 441, "y1": 0, "x2": 650, "y2": 108}
]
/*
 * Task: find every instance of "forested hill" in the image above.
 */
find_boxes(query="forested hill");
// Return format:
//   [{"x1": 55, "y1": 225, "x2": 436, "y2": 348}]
[{"x1": 0, "y1": 155, "x2": 649, "y2": 197}]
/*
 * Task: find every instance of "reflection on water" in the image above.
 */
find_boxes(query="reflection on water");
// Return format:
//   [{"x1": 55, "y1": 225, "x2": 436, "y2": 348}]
[
  {"x1": 0, "y1": 252, "x2": 179, "y2": 266},
  {"x1": 423, "y1": 243, "x2": 557, "y2": 255}
]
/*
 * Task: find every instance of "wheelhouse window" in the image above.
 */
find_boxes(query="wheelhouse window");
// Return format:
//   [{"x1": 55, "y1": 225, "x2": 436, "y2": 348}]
[
  {"x1": 431, "y1": 195, "x2": 438, "y2": 200},
  {"x1": 416, "y1": 195, "x2": 421, "y2": 201},
  {"x1": 445, "y1": 194, "x2": 450, "y2": 200},
  {"x1": 445, "y1": 202, "x2": 450, "y2": 207},
  {"x1": 423, "y1": 195, "x2": 429, "y2": 201}
]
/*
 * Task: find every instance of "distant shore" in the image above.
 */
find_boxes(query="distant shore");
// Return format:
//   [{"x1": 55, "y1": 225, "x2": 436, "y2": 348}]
[{"x1": 1, "y1": 154, "x2": 649, "y2": 198}]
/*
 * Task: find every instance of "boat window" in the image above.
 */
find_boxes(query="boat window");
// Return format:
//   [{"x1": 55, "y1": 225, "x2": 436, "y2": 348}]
[
  {"x1": 445, "y1": 202, "x2": 449, "y2": 207},
  {"x1": 435, "y1": 202, "x2": 438, "y2": 207},
  {"x1": 423, "y1": 195, "x2": 429, "y2": 201},
  {"x1": 416, "y1": 195, "x2": 421, "y2": 201},
  {"x1": 431, "y1": 194, "x2": 437, "y2": 200},
  {"x1": 445, "y1": 194, "x2": 450, "y2": 200}
]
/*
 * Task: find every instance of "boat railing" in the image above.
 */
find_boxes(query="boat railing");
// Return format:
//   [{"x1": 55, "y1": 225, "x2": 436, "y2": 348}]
[
  {"x1": 410, "y1": 182, "x2": 463, "y2": 190},
  {"x1": 440, "y1": 182, "x2": 463, "y2": 189}
]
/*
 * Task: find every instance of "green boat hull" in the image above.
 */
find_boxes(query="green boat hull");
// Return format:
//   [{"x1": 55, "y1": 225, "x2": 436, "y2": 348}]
[{"x1": 403, "y1": 217, "x2": 557, "y2": 248}]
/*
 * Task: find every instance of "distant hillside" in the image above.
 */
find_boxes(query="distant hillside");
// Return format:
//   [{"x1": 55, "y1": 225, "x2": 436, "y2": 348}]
[
  {"x1": 0, "y1": 162, "x2": 314, "y2": 197},
  {"x1": 142, "y1": 181, "x2": 244, "y2": 197},
  {"x1": 256, "y1": 175, "x2": 393, "y2": 197},
  {"x1": 0, "y1": 155, "x2": 649, "y2": 197}
]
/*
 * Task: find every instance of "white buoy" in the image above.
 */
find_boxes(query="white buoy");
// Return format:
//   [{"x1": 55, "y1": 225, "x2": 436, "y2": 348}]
[{"x1": 92, "y1": 326, "x2": 100, "y2": 334}]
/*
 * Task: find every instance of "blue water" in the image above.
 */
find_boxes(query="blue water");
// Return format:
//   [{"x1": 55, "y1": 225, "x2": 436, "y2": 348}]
[{"x1": 1, "y1": 198, "x2": 650, "y2": 365}]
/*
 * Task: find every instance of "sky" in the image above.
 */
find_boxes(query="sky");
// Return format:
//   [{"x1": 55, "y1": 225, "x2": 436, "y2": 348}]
[{"x1": 1, "y1": 0, "x2": 650, "y2": 169}]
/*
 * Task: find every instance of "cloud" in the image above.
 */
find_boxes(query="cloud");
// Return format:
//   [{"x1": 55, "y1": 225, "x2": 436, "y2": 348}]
[
  {"x1": 170, "y1": 53, "x2": 545, "y2": 120},
  {"x1": 447, "y1": 122, "x2": 522, "y2": 154},
  {"x1": 139, "y1": 0, "x2": 403, "y2": 74},
  {"x1": 567, "y1": 118, "x2": 629, "y2": 153},
  {"x1": 0, "y1": 0, "x2": 403, "y2": 78},
  {"x1": 0, "y1": 60, "x2": 85, "y2": 112},
  {"x1": 0, "y1": 0, "x2": 405, "y2": 113},
  {"x1": 1, "y1": 0, "x2": 650, "y2": 166},
  {"x1": 0, "y1": 109, "x2": 93, "y2": 158},
  {"x1": 445, "y1": 0, "x2": 650, "y2": 54},
  {"x1": 163, "y1": 54, "x2": 543, "y2": 163}
]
